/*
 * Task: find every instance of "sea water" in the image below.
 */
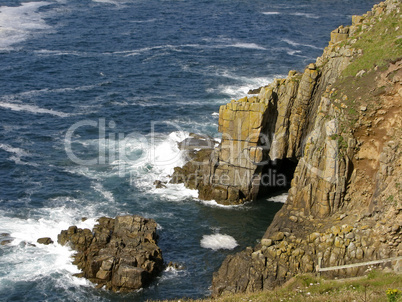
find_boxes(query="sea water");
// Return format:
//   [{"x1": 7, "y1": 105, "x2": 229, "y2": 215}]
[{"x1": 0, "y1": 0, "x2": 377, "y2": 300}]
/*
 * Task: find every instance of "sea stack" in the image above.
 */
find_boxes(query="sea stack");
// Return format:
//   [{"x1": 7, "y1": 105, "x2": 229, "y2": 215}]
[{"x1": 58, "y1": 215, "x2": 164, "y2": 292}]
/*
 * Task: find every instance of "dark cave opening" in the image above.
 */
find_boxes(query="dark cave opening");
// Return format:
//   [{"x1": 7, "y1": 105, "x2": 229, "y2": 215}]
[{"x1": 256, "y1": 158, "x2": 298, "y2": 199}]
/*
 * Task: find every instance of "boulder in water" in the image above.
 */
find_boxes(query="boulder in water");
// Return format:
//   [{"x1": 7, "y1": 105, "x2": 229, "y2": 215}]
[
  {"x1": 58, "y1": 215, "x2": 164, "y2": 292},
  {"x1": 37, "y1": 237, "x2": 54, "y2": 245}
]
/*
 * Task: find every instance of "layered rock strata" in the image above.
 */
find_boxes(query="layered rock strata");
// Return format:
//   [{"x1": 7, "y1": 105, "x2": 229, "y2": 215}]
[
  {"x1": 211, "y1": 0, "x2": 402, "y2": 296},
  {"x1": 173, "y1": 6, "x2": 368, "y2": 205},
  {"x1": 58, "y1": 215, "x2": 164, "y2": 292}
]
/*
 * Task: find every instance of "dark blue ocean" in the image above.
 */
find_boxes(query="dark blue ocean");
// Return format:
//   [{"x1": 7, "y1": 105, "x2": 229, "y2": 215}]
[{"x1": 0, "y1": 0, "x2": 377, "y2": 301}]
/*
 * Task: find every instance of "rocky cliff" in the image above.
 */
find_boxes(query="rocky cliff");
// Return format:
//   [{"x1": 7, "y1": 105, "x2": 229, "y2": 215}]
[
  {"x1": 173, "y1": 0, "x2": 402, "y2": 296},
  {"x1": 58, "y1": 215, "x2": 164, "y2": 292}
]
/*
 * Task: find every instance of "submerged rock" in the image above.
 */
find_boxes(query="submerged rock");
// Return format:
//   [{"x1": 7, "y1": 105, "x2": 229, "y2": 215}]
[
  {"x1": 154, "y1": 180, "x2": 167, "y2": 189},
  {"x1": 37, "y1": 237, "x2": 54, "y2": 245},
  {"x1": 58, "y1": 215, "x2": 164, "y2": 292}
]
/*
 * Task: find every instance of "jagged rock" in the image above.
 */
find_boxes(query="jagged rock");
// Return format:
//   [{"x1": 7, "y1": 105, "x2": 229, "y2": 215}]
[
  {"x1": 1, "y1": 233, "x2": 10, "y2": 237},
  {"x1": 37, "y1": 237, "x2": 54, "y2": 245},
  {"x1": 248, "y1": 87, "x2": 263, "y2": 94},
  {"x1": 166, "y1": 261, "x2": 185, "y2": 270},
  {"x1": 261, "y1": 238, "x2": 273, "y2": 247},
  {"x1": 352, "y1": 15, "x2": 365, "y2": 25},
  {"x1": 330, "y1": 26, "x2": 350, "y2": 45},
  {"x1": 356, "y1": 70, "x2": 366, "y2": 77},
  {"x1": 308, "y1": 63, "x2": 317, "y2": 70},
  {"x1": 271, "y1": 232, "x2": 285, "y2": 242},
  {"x1": 154, "y1": 180, "x2": 167, "y2": 189},
  {"x1": 289, "y1": 216, "x2": 298, "y2": 222},
  {"x1": 1, "y1": 240, "x2": 12, "y2": 245},
  {"x1": 57, "y1": 215, "x2": 163, "y2": 292}
]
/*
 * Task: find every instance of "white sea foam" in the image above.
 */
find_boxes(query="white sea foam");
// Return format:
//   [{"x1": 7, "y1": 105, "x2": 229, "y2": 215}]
[
  {"x1": 0, "y1": 1, "x2": 52, "y2": 50},
  {"x1": 2, "y1": 124, "x2": 29, "y2": 133},
  {"x1": 109, "y1": 41, "x2": 265, "y2": 58},
  {"x1": 92, "y1": 0, "x2": 126, "y2": 6},
  {"x1": 0, "y1": 102, "x2": 70, "y2": 117},
  {"x1": 110, "y1": 131, "x2": 187, "y2": 177},
  {"x1": 200, "y1": 233, "x2": 238, "y2": 250},
  {"x1": 225, "y1": 43, "x2": 266, "y2": 50},
  {"x1": 282, "y1": 38, "x2": 321, "y2": 50},
  {"x1": 92, "y1": 182, "x2": 115, "y2": 203},
  {"x1": 68, "y1": 130, "x2": 199, "y2": 202},
  {"x1": 0, "y1": 143, "x2": 29, "y2": 157},
  {"x1": 151, "y1": 183, "x2": 199, "y2": 201},
  {"x1": 290, "y1": 12, "x2": 320, "y2": 19},
  {"x1": 158, "y1": 266, "x2": 188, "y2": 283},
  {"x1": 0, "y1": 207, "x2": 97, "y2": 290},
  {"x1": 34, "y1": 49, "x2": 90, "y2": 57},
  {"x1": 287, "y1": 50, "x2": 302, "y2": 56},
  {"x1": 207, "y1": 74, "x2": 273, "y2": 99},
  {"x1": 267, "y1": 193, "x2": 288, "y2": 203},
  {"x1": 199, "y1": 199, "x2": 242, "y2": 209},
  {"x1": 0, "y1": 143, "x2": 38, "y2": 166},
  {"x1": 200, "y1": 37, "x2": 267, "y2": 51},
  {"x1": 262, "y1": 11, "x2": 320, "y2": 19},
  {"x1": 204, "y1": 67, "x2": 276, "y2": 99},
  {"x1": 262, "y1": 11, "x2": 281, "y2": 15},
  {"x1": 130, "y1": 18, "x2": 157, "y2": 23},
  {"x1": 127, "y1": 131, "x2": 202, "y2": 201},
  {"x1": 117, "y1": 44, "x2": 200, "y2": 57}
]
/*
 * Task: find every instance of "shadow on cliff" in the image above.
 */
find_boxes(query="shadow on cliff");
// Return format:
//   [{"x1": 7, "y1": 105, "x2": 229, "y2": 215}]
[{"x1": 257, "y1": 158, "x2": 298, "y2": 199}]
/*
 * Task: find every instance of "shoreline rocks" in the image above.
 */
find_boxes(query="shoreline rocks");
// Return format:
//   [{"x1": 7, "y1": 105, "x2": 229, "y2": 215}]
[
  {"x1": 208, "y1": 0, "x2": 402, "y2": 296},
  {"x1": 58, "y1": 215, "x2": 164, "y2": 292},
  {"x1": 37, "y1": 237, "x2": 54, "y2": 245}
]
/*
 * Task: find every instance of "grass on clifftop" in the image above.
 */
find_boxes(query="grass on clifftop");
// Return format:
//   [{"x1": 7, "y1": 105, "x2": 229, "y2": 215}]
[
  {"x1": 342, "y1": 7, "x2": 402, "y2": 77},
  {"x1": 155, "y1": 270, "x2": 402, "y2": 302}
]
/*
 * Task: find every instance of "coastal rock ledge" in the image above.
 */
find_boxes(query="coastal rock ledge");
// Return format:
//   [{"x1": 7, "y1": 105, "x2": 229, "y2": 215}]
[{"x1": 58, "y1": 215, "x2": 164, "y2": 292}]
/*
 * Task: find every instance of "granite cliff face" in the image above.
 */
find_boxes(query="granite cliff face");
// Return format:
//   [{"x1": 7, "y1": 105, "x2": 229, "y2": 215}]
[
  {"x1": 173, "y1": 0, "x2": 402, "y2": 296},
  {"x1": 173, "y1": 11, "x2": 369, "y2": 206}
]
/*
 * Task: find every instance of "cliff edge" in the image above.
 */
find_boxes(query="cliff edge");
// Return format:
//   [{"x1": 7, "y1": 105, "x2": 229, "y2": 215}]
[
  {"x1": 210, "y1": 0, "x2": 402, "y2": 296},
  {"x1": 173, "y1": 0, "x2": 401, "y2": 296}
]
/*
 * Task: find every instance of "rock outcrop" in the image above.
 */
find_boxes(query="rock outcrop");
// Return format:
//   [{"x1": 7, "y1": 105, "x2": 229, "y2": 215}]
[
  {"x1": 58, "y1": 215, "x2": 164, "y2": 292},
  {"x1": 173, "y1": 8, "x2": 364, "y2": 205},
  {"x1": 169, "y1": 0, "x2": 402, "y2": 297},
  {"x1": 37, "y1": 237, "x2": 54, "y2": 245},
  {"x1": 210, "y1": 0, "x2": 402, "y2": 296}
]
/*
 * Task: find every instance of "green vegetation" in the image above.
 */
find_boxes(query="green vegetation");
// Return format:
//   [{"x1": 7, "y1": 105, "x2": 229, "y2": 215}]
[
  {"x1": 387, "y1": 289, "x2": 402, "y2": 302},
  {"x1": 387, "y1": 194, "x2": 397, "y2": 206},
  {"x1": 337, "y1": 134, "x2": 348, "y2": 151},
  {"x1": 326, "y1": 3, "x2": 402, "y2": 150},
  {"x1": 342, "y1": 9, "x2": 402, "y2": 77},
  {"x1": 155, "y1": 270, "x2": 402, "y2": 302}
]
